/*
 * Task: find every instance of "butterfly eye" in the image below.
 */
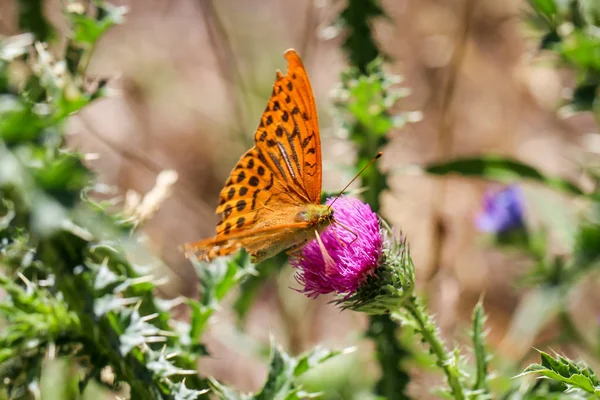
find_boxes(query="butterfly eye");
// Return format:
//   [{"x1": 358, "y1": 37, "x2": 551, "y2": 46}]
[{"x1": 295, "y1": 211, "x2": 310, "y2": 222}]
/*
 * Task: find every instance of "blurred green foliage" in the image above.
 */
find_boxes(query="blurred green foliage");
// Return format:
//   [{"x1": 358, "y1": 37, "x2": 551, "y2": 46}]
[
  {"x1": 424, "y1": 155, "x2": 585, "y2": 196},
  {"x1": 0, "y1": 2, "x2": 212, "y2": 398},
  {"x1": 528, "y1": 0, "x2": 600, "y2": 116},
  {"x1": 413, "y1": 0, "x2": 600, "y2": 398},
  {"x1": 519, "y1": 351, "x2": 600, "y2": 397},
  {"x1": 0, "y1": 2, "x2": 343, "y2": 399},
  {"x1": 336, "y1": 1, "x2": 414, "y2": 398},
  {"x1": 210, "y1": 344, "x2": 344, "y2": 400}
]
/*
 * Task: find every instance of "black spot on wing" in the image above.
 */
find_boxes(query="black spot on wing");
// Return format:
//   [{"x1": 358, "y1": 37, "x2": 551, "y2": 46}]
[
  {"x1": 301, "y1": 135, "x2": 312, "y2": 149},
  {"x1": 236, "y1": 171, "x2": 246, "y2": 183},
  {"x1": 249, "y1": 176, "x2": 260, "y2": 187},
  {"x1": 251, "y1": 189, "x2": 260, "y2": 210},
  {"x1": 236, "y1": 199, "x2": 246, "y2": 211}
]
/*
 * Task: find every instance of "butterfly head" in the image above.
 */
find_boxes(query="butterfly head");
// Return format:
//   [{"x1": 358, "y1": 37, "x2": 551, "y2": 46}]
[{"x1": 295, "y1": 204, "x2": 334, "y2": 231}]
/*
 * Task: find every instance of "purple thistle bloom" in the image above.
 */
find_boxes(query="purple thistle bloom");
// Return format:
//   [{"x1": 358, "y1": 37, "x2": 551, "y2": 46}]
[
  {"x1": 290, "y1": 196, "x2": 383, "y2": 298},
  {"x1": 475, "y1": 185, "x2": 525, "y2": 234}
]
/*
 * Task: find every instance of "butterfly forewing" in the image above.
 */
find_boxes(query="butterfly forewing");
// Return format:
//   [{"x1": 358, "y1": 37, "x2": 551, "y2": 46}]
[{"x1": 254, "y1": 50, "x2": 322, "y2": 204}]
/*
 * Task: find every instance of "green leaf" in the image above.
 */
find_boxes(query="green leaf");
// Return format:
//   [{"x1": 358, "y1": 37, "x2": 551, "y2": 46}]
[
  {"x1": 423, "y1": 155, "x2": 584, "y2": 195},
  {"x1": 337, "y1": 0, "x2": 385, "y2": 73},
  {"x1": 233, "y1": 252, "x2": 285, "y2": 325},
  {"x1": 293, "y1": 346, "x2": 342, "y2": 377},
  {"x1": 571, "y1": 82, "x2": 599, "y2": 112},
  {"x1": 560, "y1": 33, "x2": 600, "y2": 72},
  {"x1": 194, "y1": 254, "x2": 254, "y2": 308},
  {"x1": 471, "y1": 301, "x2": 490, "y2": 395},
  {"x1": 209, "y1": 378, "x2": 249, "y2": 400},
  {"x1": 68, "y1": 3, "x2": 127, "y2": 45},
  {"x1": 255, "y1": 343, "x2": 296, "y2": 400},
  {"x1": 210, "y1": 341, "x2": 343, "y2": 400},
  {"x1": 572, "y1": 220, "x2": 600, "y2": 273},
  {"x1": 366, "y1": 314, "x2": 411, "y2": 399},
  {"x1": 529, "y1": 0, "x2": 558, "y2": 20},
  {"x1": 17, "y1": 0, "x2": 55, "y2": 42},
  {"x1": 171, "y1": 382, "x2": 208, "y2": 400},
  {"x1": 187, "y1": 299, "x2": 211, "y2": 343},
  {"x1": 519, "y1": 351, "x2": 600, "y2": 395}
]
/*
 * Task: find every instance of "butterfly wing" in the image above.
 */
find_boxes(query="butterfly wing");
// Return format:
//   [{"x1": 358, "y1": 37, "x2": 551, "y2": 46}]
[
  {"x1": 253, "y1": 49, "x2": 322, "y2": 204},
  {"x1": 185, "y1": 49, "x2": 324, "y2": 262}
]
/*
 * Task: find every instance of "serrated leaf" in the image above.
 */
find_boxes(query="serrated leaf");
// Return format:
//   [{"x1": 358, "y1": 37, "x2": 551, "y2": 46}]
[
  {"x1": 423, "y1": 155, "x2": 584, "y2": 195},
  {"x1": 171, "y1": 382, "x2": 208, "y2": 400},
  {"x1": 194, "y1": 254, "x2": 255, "y2": 308},
  {"x1": 255, "y1": 343, "x2": 296, "y2": 400},
  {"x1": 540, "y1": 352, "x2": 571, "y2": 377},
  {"x1": 471, "y1": 301, "x2": 490, "y2": 395},
  {"x1": 209, "y1": 377, "x2": 248, "y2": 400},
  {"x1": 233, "y1": 252, "x2": 285, "y2": 324},
  {"x1": 520, "y1": 351, "x2": 600, "y2": 395},
  {"x1": 187, "y1": 299, "x2": 212, "y2": 342},
  {"x1": 293, "y1": 346, "x2": 342, "y2": 377}
]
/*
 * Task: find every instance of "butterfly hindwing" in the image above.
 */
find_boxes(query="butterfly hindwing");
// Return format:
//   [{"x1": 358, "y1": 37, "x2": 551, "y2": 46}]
[{"x1": 215, "y1": 147, "x2": 305, "y2": 236}]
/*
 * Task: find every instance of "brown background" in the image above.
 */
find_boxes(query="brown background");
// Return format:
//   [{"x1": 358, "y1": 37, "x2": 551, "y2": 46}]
[{"x1": 2, "y1": 0, "x2": 598, "y2": 397}]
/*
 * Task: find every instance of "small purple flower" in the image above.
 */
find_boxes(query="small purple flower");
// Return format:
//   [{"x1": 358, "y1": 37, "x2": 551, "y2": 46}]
[
  {"x1": 475, "y1": 185, "x2": 525, "y2": 234},
  {"x1": 290, "y1": 196, "x2": 382, "y2": 298}
]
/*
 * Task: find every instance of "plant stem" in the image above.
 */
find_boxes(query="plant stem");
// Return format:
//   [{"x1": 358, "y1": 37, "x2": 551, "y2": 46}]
[
  {"x1": 558, "y1": 307, "x2": 597, "y2": 357},
  {"x1": 400, "y1": 298, "x2": 465, "y2": 400}
]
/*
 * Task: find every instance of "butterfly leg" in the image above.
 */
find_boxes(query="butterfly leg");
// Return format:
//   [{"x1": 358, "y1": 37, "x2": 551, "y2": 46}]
[
  {"x1": 285, "y1": 239, "x2": 308, "y2": 257},
  {"x1": 333, "y1": 220, "x2": 359, "y2": 245}
]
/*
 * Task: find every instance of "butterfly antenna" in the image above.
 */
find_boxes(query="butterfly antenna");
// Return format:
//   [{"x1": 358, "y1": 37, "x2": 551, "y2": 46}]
[{"x1": 327, "y1": 152, "x2": 383, "y2": 210}]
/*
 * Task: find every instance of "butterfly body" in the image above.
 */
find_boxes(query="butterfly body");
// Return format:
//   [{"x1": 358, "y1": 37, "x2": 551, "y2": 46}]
[
  {"x1": 246, "y1": 204, "x2": 333, "y2": 263},
  {"x1": 185, "y1": 49, "x2": 333, "y2": 263}
]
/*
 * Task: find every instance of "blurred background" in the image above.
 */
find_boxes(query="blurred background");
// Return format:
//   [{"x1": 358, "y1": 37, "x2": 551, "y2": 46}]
[{"x1": 2, "y1": 0, "x2": 598, "y2": 397}]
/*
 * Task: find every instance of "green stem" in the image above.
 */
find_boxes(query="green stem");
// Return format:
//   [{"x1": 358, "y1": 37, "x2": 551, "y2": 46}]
[
  {"x1": 558, "y1": 307, "x2": 597, "y2": 357},
  {"x1": 366, "y1": 314, "x2": 410, "y2": 399},
  {"x1": 401, "y1": 298, "x2": 465, "y2": 400}
]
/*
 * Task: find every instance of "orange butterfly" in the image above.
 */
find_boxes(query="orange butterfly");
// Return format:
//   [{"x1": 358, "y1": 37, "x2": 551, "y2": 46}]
[{"x1": 184, "y1": 49, "x2": 334, "y2": 263}]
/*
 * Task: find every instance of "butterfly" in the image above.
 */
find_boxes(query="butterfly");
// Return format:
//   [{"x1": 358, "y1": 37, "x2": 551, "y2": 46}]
[{"x1": 184, "y1": 49, "x2": 334, "y2": 264}]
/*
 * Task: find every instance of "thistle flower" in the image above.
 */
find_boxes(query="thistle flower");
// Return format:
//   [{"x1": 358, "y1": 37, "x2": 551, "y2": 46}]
[
  {"x1": 475, "y1": 185, "x2": 525, "y2": 234},
  {"x1": 290, "y1": 196, "x2": 414, "y2": 314}
]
